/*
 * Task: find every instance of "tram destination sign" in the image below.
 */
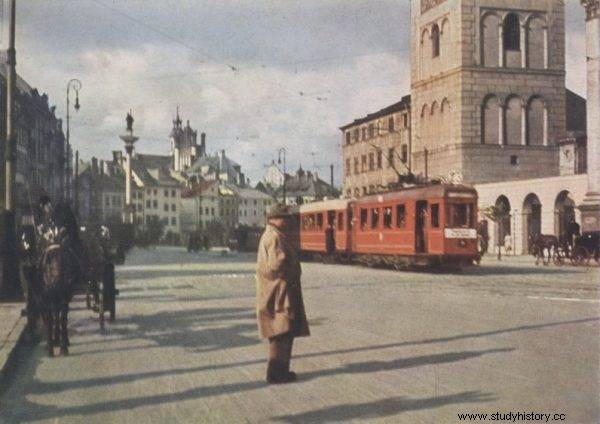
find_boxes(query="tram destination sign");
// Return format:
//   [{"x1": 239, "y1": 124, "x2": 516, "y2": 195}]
[{"x1": 444, "y1": 228, "x2": 477, "y2": 239}]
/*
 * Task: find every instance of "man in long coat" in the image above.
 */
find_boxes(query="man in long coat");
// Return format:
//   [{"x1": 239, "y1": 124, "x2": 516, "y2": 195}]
[{"x1": 256, "y1": 203, "x2": 309, "y2": 384}]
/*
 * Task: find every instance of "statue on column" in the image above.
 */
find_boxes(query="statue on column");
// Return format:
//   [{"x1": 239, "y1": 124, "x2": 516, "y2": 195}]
[{"x1": 126, "y1": 110, "x2": 134, "y2": 133}]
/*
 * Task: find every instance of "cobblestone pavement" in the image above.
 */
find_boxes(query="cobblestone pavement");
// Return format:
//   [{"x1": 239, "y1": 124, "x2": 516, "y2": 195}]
[{"x1": 0, "y1": 247, "x2": 598, "y2": 423}]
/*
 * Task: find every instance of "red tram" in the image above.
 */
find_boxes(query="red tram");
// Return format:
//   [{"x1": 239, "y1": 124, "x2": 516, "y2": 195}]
[{"x1": 294, "y1": 184, "x2": 478, "y2": 268}]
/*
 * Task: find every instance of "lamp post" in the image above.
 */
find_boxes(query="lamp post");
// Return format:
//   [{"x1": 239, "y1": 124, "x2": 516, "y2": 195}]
[
  {"x1": 0, "y1": 0, "x2": 19, "y2": 300},
  {"x1": 120, "y1": 111, "x2": 138, "y2": 224},
  {"x1": 278, "y1": 148, "x2": 286, "y2": 205},
  {"x1": 65, "y1": 79, "x2": 81, "y2": 202}
]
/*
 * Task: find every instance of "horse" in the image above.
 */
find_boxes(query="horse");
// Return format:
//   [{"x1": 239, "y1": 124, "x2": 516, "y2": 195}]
[
  {"x1": 81, "y1": 226, "x2": 111, "y2": 312},
  {"x1": 21, "y1": 227, "x2": 79, "y2": 357},
  {"x1": 529, "y1": 234, "x2": 560, "y2": 266}
]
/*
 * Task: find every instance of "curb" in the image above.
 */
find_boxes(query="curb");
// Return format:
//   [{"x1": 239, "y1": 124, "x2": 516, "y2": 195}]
[{"x1": 0, "y1": 314, "x2": 28, "y2": 390}]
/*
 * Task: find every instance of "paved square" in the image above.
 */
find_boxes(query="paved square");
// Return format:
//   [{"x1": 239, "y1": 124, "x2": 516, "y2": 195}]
[{"x1": 1, "y1": 247, "x2": 598, "y2": 423}]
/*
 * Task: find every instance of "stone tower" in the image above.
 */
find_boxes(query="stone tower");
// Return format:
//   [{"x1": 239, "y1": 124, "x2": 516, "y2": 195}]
[
  {"x1": 579, "y1": 0, "x2": 600, "y2": 232},
  {"x1": 410, "y1": 0, "x2": 566, "y2": 184}
]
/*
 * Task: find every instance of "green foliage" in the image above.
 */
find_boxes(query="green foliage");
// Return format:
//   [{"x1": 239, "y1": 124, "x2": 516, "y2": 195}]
[{"x1": 480, "y1": 205, "x2": 510, "y2": 222}]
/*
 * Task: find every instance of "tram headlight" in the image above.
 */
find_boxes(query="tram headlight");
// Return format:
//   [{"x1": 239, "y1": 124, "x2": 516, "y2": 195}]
[{"x1": 458, "y1": 240, "x2": 467, "y2": 248}]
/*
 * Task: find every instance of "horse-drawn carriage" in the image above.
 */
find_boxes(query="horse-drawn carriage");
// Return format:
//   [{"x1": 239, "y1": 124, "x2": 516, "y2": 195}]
[
  {"x1": 571, "y1": 231, "x2": 600, "y2": 266},
  {"x1": 81, "y1": 225, "x2": 118, "y2": 330},
  {"x1": 530, "y1": 231, "x2": 599, "y2": 267}
]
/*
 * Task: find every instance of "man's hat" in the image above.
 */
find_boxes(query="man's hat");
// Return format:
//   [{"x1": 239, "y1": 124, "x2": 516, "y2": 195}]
[{"x1": 267, "y1": 203, "x2": 291, "y2": 219}]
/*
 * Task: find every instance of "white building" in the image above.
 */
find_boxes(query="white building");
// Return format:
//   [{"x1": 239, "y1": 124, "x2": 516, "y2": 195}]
[
  {"x1": 234, "y1": 186, "x2": 275, "y2": 227},
  {"x1": 180, "y1": 180, "x2": 220, "y2": 234}
]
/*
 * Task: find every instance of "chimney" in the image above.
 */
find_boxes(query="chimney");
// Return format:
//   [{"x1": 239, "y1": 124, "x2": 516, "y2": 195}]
[
  {"x1": 330, "y1": 164, "x2": 334, "y2": 189},
  {"x1": 99, "y1": 160, "x2": 105, "y2": 175},
  {"x1": 200, "y1": 132, "x2": 206, "y2": 156},
  {"x1": 91, "y1": 157, "x2": 98, "y2": 176}
]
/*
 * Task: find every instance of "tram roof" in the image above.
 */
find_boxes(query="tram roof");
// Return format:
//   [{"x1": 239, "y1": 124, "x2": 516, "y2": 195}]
[
  {"x1": 299, "y1": 198, "x2": 352, "y2": 213},
  {"x1": 356, "y1": 184, "x2": 477, "y2": 204}
]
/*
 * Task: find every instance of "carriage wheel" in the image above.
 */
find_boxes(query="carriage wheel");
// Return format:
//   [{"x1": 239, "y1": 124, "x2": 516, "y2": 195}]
[
  {"x1": 573, "y1": 246, "x2": 591, "y2": 267},
  {"x1": 98, "y1": 280, "x2": 105, "y2": 330},
  {"x1": 553, "y1": 250, "x2": 564, "y2": 266}
]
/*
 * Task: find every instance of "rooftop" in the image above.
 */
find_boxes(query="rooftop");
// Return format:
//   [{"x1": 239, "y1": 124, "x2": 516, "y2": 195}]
[{"x1": 339, "y1": 95, "x2": 411, "y2": 131}]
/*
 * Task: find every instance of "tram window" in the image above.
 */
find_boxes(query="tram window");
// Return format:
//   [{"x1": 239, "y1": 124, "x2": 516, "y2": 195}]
[
  {"x1": 348, "y1": 209, "x2": 354, "y2": 229},
  {"x1": 360, "y1": 208, "x2": 368, "y2": 230},
  {"x1": 396, "y1": 204, "x2": 406, "y2": 228},
  {"x1": 383, "y1": 206, "x2": 392, "y2": 228},
  {"x1": 431, "y1": 204, "x2": 440, "y2": 228},
  {"x1": 302, "y1": 214, "x2": 315, "y2": 231},
  {"x1": 371, "y1": 208, "x2": 380, "y2": 229},
  {"x1": 316, "y1": 213, "x2": 323, "y2": 230},
  {"x1": 448, "y1": 203, "x2": 473, "y2": 228},
  {"x1": 338, "y1": 212, "x2": 344, "y2": 231}
]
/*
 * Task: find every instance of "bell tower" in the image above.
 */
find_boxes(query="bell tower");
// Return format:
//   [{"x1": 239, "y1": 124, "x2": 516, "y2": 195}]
[{"x1": 410, "y1": 0, "x2": 566, "y2": 184}]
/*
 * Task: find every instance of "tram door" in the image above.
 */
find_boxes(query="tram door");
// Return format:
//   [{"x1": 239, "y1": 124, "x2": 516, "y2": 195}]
[
  {"x1": 326, "y1": 210, "x2": 336, "y2": 254},
  {"x1": 415, "y1": 200, "x2": 428, "y2": 253}
]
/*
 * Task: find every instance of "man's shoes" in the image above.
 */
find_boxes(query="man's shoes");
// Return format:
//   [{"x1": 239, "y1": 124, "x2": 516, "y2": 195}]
[{"x1": 266, "y1": 362, "x2": 297, "y2": 384}]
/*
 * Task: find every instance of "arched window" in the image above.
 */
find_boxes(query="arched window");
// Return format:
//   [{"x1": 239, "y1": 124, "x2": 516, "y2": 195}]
[
  {"x1": 481, "y1": 13, "x2": 500, "y2": 67},
  {"x1": 441, "y1": 18, "x2": 451, "y2": 64},
  {"x1": 527, "y1": 97, "x2": 545, "y2": 146},
  {"x1": 421, "y1": 104, "x2": 429, "y2": 145},
  {"x1": 505, "y1": 96, "x2": 522, "y2": 145},
  {"x1": 431, "y1": 24, "x2": 440, "y2": 58},
  {"x1": 430, "y1": 101, "x2": 439, "y2": 146},
  {"x1": 481, "y1": 95, "x2": 499, "y2": 144},
  {"x1": 527, "y1": 16, "x2": 546, "y2": 69},
  {"x1": 441, "y1": 98, "x2": 451, "y2": 143},
  {"x1": 421, "y1": 28, "x2": 431, "y2": 78},
  {"x1": 504, "y1": 13, "x2": 520, "y2": 51}
]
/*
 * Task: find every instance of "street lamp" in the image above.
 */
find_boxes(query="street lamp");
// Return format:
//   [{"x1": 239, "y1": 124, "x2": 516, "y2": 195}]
[
  {"x1": 120, "y1": 111, "x2": 138, "y2": 224},
  {"x1": 278, "y1": 148, "x2": 286, "y2": 205},
  {"x1": 65, "y1": 78, "x2": 82, "y2": 202}
]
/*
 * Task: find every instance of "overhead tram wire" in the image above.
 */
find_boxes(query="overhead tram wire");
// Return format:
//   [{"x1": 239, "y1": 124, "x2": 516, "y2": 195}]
[{"x1": 89, "y1": 0, "x2": 234, "y2": 69}]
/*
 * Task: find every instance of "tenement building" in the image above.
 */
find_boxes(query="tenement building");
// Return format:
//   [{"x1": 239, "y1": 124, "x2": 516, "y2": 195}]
[
  {"x1": 340, "y1": 96, "x2": 411, "y2": 197},
  {"x1": 340, "y1": 0, "x2": 595, "y2": 254}
]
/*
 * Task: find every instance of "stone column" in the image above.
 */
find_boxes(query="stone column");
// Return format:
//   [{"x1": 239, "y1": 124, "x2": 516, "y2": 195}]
[
  {"x1": 120, "y1": 134, "x2": 138, "y2": 224},
  {"x1": 579, "y1": 0, "x2": 600, "y2": 232}
]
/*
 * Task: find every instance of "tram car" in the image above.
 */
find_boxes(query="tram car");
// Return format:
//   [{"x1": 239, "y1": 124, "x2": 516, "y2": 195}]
[{"x1": 297, "y1": 184, "x2": 479, "y2": 268}]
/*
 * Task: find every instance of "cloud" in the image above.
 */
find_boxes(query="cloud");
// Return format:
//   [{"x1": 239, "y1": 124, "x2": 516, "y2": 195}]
[{"x1": 6, "y1": 0, "x2": 588, "y2": 187}]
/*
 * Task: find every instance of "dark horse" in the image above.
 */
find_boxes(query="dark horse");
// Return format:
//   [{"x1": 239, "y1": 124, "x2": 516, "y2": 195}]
[
  {"x1": 23, "y1": 202, "x2": 83, "y2": 356},
  {"x1": 529, "y1": 234, "x2": 559, "y2": 266}
]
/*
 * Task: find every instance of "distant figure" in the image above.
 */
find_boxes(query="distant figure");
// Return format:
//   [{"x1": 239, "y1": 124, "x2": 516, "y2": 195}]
[
  {"x1": 566, "y1": 220, "x2": 581, "y2": 248},
  {"x1": 504, "y1": 234, "x2": 513, "y2": 254},
  {"x1": 325, "y1": 223, "x2": 335, "y2": 255},
  {"x1": 256, "y1": 203, "x2": 309, "y2": 384}
]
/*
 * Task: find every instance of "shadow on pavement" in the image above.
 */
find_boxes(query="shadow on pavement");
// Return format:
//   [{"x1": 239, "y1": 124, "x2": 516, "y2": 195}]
[
  {"x1": 272, "y1": 391, "x2": 496, "y2": 423},
  {"x1": 11, "y1": 348, "x2": 501, "y2": 421}
]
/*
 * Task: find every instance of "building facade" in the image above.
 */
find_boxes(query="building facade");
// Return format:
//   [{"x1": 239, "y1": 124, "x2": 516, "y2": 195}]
[
  {"x1": 340, "y1": 96, "x2": 411, "y2": 197},
  {"x1": 234, "y1": 186, "x2": 275, "y2": 227},
  {"x1": 0, "y1": 65, "x2": 66, "y2": 219},
  {"x1": 410, "y1": 0, "x2": 566, "y2": 184}
]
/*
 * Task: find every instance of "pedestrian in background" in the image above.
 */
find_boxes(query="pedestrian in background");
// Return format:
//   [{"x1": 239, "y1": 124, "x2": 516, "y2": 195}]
[{"x1": 256, "y1": 203, "x2": 309, "y2": 384}]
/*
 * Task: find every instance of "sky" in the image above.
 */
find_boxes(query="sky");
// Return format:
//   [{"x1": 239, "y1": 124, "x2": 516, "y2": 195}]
[{"x1": 6, "y1": 0, "x2": 587, "y2": 186}]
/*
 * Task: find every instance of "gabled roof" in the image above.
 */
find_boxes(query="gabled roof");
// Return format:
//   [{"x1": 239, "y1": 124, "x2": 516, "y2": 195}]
[
  {"x1": 232, "y1": 186, "x2": 274, "y2": 200},
  {"x1": 340, "y1": 95, "x2": 411, "y2": 130},
  {"x1": 181, "y1": 180, "x2": 219, "y2": 198},
  {"x1": 130, "y1": 156, "x2": 180, "y2": 188}
]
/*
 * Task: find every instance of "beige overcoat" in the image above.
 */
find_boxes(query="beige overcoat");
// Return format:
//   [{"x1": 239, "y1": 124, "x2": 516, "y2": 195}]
[{"x1": 256, "y1": 224, "x2": 310, "y2": 339}]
